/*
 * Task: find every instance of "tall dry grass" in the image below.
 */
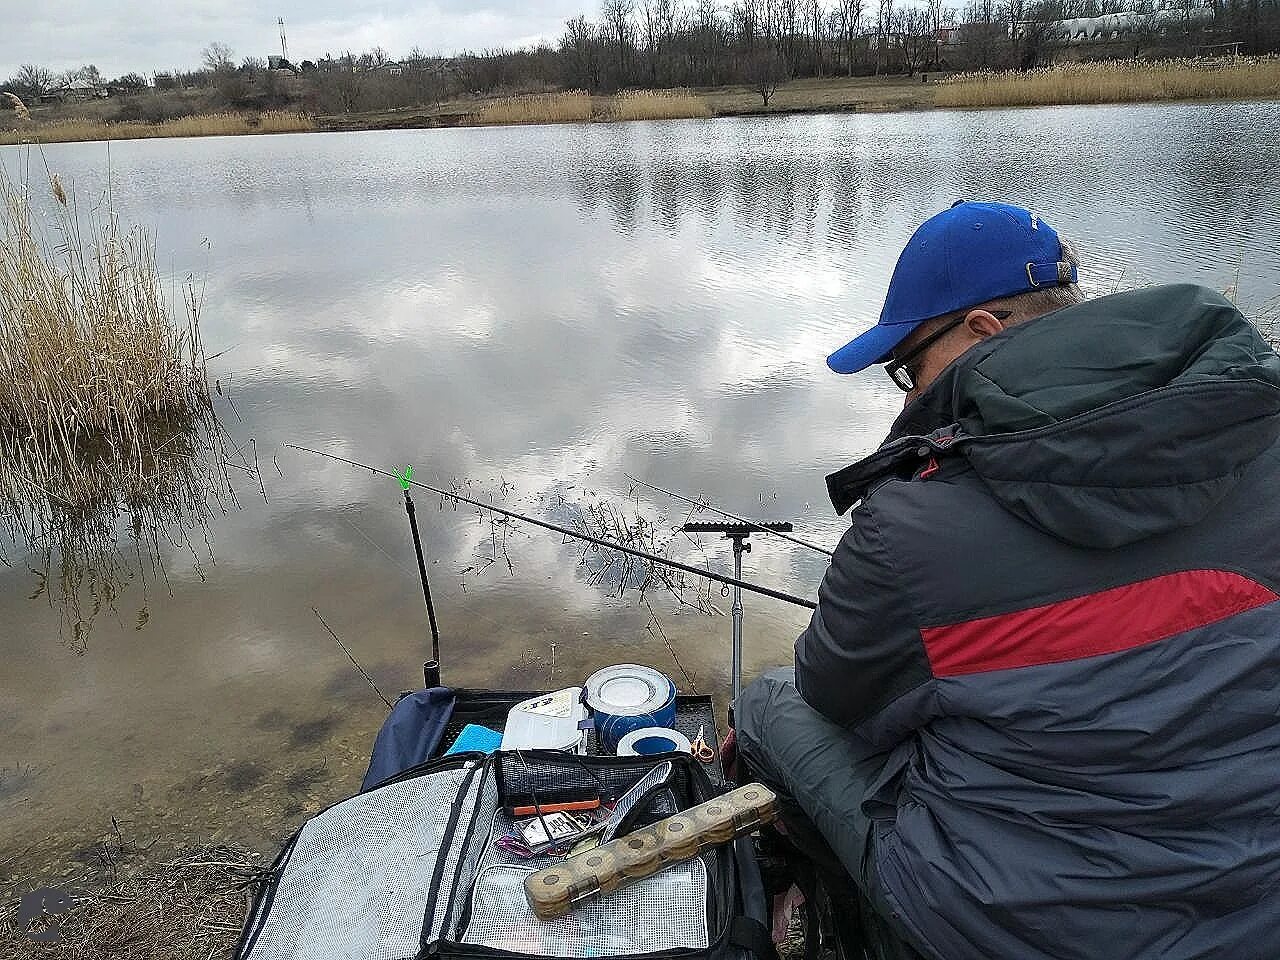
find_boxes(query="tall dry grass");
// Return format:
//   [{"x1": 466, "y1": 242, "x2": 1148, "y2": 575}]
[
  {"x1": 0, "y1": 109, "x2": 313, "y2": 145},
  {"x1": 936, "y1": 56, "x2": 1280, "y2": 108},
  {"x1": 464, "y1": 91, "x2": 593, "y2": 126},
  {"x1": 0, "y1": 166, "x2": 235, "y2": 645},
  {"x1": 462, "y1": 89, "x2": 713, "y2": 126},
  {"x1": 604, "y1": 90, "x2": 713, "y2": 121}
]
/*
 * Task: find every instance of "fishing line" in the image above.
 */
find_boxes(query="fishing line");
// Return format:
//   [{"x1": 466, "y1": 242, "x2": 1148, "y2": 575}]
[
  {"x1": 625, "y1": 473, "x2": 833, "y2": 557},
  {"x1": 285, "y1": 443, "x2": 817, "y2": 611},
  {"x1": 312, "y1": 606, "x2": 393, "y2": 709}
]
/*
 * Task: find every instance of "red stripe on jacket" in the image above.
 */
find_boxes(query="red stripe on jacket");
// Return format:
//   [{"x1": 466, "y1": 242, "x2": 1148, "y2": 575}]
[{"x1": 921, "y1": 570, "x2": 1278, "y2": 677}]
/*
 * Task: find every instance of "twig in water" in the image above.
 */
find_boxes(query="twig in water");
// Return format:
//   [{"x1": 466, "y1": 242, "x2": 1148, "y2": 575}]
[
  {"x1": 311, "y1": 607, "x2": 392, "y2": 709},
  {"x1": 250, "y1": 438, "x2": 268, "y2": 502}
]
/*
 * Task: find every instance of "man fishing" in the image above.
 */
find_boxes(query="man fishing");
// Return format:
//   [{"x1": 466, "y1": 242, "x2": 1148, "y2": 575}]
[{"x1": 736, "y1": 201, "x2": 1280, "y2": 959}]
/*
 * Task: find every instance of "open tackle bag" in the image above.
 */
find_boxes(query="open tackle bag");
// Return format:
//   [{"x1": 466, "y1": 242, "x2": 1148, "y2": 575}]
[{"x1": 234, "y1": 749, "x2": 775, "y2": 960}]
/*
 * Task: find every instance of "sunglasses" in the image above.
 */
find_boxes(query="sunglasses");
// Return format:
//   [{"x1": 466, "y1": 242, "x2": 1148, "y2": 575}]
[{"x1": 884, "y1": 310, "x2": 1012, "y2": 393}]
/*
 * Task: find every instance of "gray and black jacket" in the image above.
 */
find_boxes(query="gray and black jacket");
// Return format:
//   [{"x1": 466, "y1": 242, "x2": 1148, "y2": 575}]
[{"x1": 798, "y1": 284, "x2": 1280, "y2": 959}]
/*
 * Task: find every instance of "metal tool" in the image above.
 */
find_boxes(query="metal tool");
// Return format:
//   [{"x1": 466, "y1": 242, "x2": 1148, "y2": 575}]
[
  {"x1": 689, "y1": 726, "x2": 715, "y2": 764},
  {"x1": 598, "y1": 760, "x2": 676, "y2": 845},
  {"x1": 680, "y1": 521, "x2": 796, "y2": 707}
]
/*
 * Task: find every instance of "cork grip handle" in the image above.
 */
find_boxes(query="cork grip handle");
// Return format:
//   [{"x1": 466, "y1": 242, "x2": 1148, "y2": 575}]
[{"x1": 524, "y1": 783, "x2": 778, "y2": 920}]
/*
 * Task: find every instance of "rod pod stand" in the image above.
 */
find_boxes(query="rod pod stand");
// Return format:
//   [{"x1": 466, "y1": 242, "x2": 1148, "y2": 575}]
[{"x1": 681, "y1": 521, "x2": 794, "y2": 722}]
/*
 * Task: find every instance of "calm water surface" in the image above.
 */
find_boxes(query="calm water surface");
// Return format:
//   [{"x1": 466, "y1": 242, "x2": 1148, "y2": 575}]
[{"x1": 3, "y1": 101, "x2": 1279, "y2": 879}]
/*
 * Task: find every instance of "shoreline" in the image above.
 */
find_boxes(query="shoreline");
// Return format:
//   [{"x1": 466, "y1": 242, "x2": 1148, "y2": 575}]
[{"x1": 4, "y1": 66, "x2": 1277, "y2": 146}]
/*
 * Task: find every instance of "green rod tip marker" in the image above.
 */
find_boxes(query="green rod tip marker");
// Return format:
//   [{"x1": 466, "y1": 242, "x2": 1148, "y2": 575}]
[{"x1": 398, "y1": 465, "x2": 413, "y2": 491}]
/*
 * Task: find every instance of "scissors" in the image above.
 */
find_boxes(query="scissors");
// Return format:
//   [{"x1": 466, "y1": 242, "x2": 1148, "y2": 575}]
[{"x1": 690, "y1": 725, "x2": 715, "y2": 764}]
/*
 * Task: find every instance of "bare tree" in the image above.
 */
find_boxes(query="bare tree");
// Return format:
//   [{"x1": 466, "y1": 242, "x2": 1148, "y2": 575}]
[
  {"x1": 641, "y1": 0, "x2": 663, "y2": 84},
  {"x1": 875, "y1": 0, "x2": 895, "y2": 73},
  {"x1": 314, "y1": 53, "x2": 365, "y2": 113},
  {"x1": 12, "y1": 63, "x2": 55, "y2": 96},
  {"x1": 561, "y1": 15, "x2": 605, "y2": 90},
  {"x1": 808, "y1": 0, "x2": 826, "y2": 76},
  {"x1": 837, "y1": 0, "x2": 864, "y2": 75},
  {"x1": 601, "y1": 0, "x2": 636, "y2": 88},
  {"x1": 896, "y1": 5, "x2": 933, "y2": 74},
  {"x1": 201, "y1": 42, "x2": 235, "y2": 73},
  {"x1": 751, "y1": 44, "x2": 789, "y2": 104},
  {"x1": 927, "y1": 0, "x2": 945, "y2": 67}
]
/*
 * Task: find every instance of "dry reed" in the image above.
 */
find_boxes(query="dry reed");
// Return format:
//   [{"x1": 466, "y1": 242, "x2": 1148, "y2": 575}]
[
  {"x1": 0, "y1": 166, "x2": 236, "y2": 645},
  {"x1": 0, "y1": 110, "x2": 313, "y2": 145},
  {"x1": 464, "y1": 90, "x2": 593, "y2": 126},
  {"x1": 604, "y1": 89, "x2": 713, "y2": 121},
  {"x1": 936, "y1": 56, "x2": 1280, "y2": 108},
  {"x1": 1, "y1": 844, "x2": 259, "y2": 959}
]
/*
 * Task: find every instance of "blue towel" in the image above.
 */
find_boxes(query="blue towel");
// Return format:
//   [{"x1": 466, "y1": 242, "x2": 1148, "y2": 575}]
[{"x1": 444, "y1": 723, "x2": 504, "y2": 756}]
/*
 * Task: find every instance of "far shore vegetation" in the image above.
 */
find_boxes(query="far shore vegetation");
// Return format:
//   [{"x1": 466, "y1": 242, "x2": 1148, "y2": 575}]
[
  {"x1": 937, "y1": 55, "x2": 1280, "y2": 107},
  {"x1": 0, "y1": 108, "x2": 312, "y2": 145},
  {"x1": 0, "y1": 56, "x2": 1275, "y2": 145},
  {"x1": 3, "y1": 0, "x2": 1279, "y2": 143}
]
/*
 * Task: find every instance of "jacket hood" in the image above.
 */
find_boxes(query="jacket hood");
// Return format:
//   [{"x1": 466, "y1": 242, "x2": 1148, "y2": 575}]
[{"x1": 828, "y1": 284, "x2": 1280, "y2": 548}]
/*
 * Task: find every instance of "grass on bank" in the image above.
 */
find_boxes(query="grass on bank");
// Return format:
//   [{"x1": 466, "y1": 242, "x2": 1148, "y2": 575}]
[
  {"x1": 0, "y1": 109, "x2": 313, "y2": 145},
  {"x1": 462, "y1": 88, "x2": 713, "y2": 126},
  {"x1": 1, "y1": 844, "x2": 259, "y2": 959},
  {"x1": 936, "y1": 56, "x2": 1280, "y2": 108}
]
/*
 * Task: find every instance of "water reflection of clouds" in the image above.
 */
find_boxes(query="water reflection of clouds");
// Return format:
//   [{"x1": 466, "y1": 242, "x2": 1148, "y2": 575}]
[{"x1": 6, "y1": 101, "x2": 1280, "y2": 863}]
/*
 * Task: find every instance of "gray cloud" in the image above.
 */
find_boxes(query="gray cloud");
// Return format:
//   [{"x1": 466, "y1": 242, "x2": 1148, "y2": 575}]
[{"x1": 1, "y1": 0, "x2": 581, "y2": 80}]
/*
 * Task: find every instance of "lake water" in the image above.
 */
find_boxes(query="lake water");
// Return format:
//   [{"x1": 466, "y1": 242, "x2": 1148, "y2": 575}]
[{"x1": 3, "y1": 100, "x2": 1279, "y2": 880}]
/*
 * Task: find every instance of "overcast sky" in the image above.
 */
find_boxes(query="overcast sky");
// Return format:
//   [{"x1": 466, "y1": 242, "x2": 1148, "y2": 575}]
[{"x1": 2, "y1": 0, "x2": 586, "y2": 80}]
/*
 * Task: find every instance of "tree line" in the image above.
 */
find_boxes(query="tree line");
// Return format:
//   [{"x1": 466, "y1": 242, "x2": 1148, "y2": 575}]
[{"x1": 4, "y1": 0, "x2": 1277, "y2": 118}]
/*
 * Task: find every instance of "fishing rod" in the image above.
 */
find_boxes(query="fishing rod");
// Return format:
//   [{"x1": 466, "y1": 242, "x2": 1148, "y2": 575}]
[
  {"x1": 625, "y1": 474, "x2": 833, "y2": 558},
  {"x1": 285, "y1": 443, "x2": 817, "y2": 611}
]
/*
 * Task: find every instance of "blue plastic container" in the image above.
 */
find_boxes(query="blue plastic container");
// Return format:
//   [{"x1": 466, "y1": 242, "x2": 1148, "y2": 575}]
[{"x1": 585, "y1": 664, "x2": 677, "y2": 753}]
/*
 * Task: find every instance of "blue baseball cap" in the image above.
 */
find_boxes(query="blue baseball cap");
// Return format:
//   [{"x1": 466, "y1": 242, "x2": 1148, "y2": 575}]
[{"x1": 827, "y1": 202, "x2": 1077, "y2": 375}]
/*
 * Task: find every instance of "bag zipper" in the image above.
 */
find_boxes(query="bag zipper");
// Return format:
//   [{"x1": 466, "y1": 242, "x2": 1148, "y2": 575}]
[{"x1": 435, "y1": 755, "x2": 499, "y2": 942}]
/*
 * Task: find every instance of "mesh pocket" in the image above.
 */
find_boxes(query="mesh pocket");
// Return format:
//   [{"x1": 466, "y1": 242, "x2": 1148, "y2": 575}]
[
  {"x1": 242, "y1": 767, "x2": 468, "y2": 960},
  {"x1": 461, "y1": 860, "x2": 710, "y2": 956}
]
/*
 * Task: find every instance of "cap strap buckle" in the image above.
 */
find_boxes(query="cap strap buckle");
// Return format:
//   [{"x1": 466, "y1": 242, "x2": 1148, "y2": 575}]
[{"x1": 1026, "y1": 261, "x2": 1078, "y2": 288}]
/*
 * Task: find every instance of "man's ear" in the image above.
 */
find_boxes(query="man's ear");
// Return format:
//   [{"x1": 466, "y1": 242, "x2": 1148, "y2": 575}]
[{"x1": 963, "y1": 309, "x2": 1009, "y2": 340}]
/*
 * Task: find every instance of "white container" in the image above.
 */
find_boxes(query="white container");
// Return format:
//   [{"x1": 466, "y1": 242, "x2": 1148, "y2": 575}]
[{"x1": 500, "y1": 687, "x2": 588, "y2": 753}]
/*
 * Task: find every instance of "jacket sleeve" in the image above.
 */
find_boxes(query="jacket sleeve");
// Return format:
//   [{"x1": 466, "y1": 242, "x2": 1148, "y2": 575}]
[{"x1": 794, "y1": 504, "x2": 933, "y2": 731}]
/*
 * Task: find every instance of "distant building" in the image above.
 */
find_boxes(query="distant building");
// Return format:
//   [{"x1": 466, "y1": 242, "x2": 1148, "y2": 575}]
[
  {"x1": 379, "y1": 61, "x2": 405, "y2": 76},
  {"x1": 268, "y1": 55, "x2": 300, "y2": 74},
  {"x1": 41, "y1": 79, "x2": 108, "y2": 103},
  {"x1": 1016, "y1": 0, "x2": 1213, "y2": 44}
]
